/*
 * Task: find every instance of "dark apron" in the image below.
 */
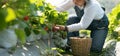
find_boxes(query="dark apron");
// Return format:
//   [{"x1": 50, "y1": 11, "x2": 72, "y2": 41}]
[{"x1": 74, "y1": 6, "x2": 109, "y2": 30}]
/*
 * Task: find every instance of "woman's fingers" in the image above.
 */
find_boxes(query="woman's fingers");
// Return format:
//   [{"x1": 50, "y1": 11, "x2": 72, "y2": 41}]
[
  {"x1": 52, "y1": 25, "x2": 65, "y2": 31},
  {"x1": 52, "y1": 26, "x2": 60, "y2": 32},
  {"x1": 54, "y1": 26, "x2": 60, "y2": 30},
  {"x1": 55, "y1": 25, "x2": 65, "y2": 30}
]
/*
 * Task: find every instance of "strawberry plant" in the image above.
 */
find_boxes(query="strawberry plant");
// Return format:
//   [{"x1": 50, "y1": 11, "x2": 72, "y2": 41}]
[
  {"x1": 108, "y1": 4, "x2": 120, "y2": 40},
  {"x1": 0, "y1": 1, "x2": 68, "y2": 55},
  {"x1": 0, "y1": 0, "x2": 68, "y2": 45}
]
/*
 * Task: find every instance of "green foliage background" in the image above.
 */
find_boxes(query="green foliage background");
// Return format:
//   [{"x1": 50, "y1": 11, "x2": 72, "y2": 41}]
[{"x1": 107, "y1": 4, "x2": 120, "y2": 41}]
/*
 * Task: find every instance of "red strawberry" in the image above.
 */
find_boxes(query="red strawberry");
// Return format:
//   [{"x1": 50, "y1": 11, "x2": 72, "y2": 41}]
[
  {"x1": 24, "y1": 16, "x2": 29, "y2": 21},
  {"x1": 44, "y1": 26, "x2": 49, "y2": 31}
]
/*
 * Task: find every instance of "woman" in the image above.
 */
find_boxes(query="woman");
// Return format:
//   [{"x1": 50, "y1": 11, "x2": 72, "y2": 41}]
[{"x1": 54, "y1": 0, "x2": 109, "y2": 53}]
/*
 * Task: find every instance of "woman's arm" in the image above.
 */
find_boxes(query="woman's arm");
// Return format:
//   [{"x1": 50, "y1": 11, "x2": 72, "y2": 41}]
[
  {"x1": 67, "y1": 5, "x2": 97, "y2": 32},
  {"x1": 56, "y1": 0, "x2": 75, "y2": 12}
]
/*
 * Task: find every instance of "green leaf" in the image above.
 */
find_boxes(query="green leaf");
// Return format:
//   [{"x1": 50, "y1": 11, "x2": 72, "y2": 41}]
[
  {"x1": 0, "y1": 9, "x2": 7, "y2": 31},
  {"x1": 35, "y1": 0, "x2": 43, "y2": 7},
  {"x1": 15, "y1": 29, "x2": 26, "y2": 44},
  {"x1": 24, "y1": 27, "x2": 31, "y2": 36},
  {"x1": 33, "y1": 29, "x2": 40, "y2": 35},
  {"x1": 40, "y1": 17, "x2": 45, "y2": 24},
  {"x1": 5, "y1": 7, "x2": 16, "y2": 22},
  {"x1": 40, "y1": 29, "x2": 47, "y2": 35},
  {"x1": 0, "y1": 18, "x2": 7, "y2": 31},
  {"x1": 39, "y1": 6, "x2": 44, "y2": 12},
  {"x1": 40, "y1": 16, "x2": 46, "y2": 24},
  {"x1": 116, "y1": 12, "x2": 120, "y2": 20},
  {"x1": 29, "y1": 0, "x2": 36, "y2": 4}
]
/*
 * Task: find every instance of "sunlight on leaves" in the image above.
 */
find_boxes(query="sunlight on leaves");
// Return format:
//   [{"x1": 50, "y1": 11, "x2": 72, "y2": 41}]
[
  {"x1": 29, "y1": 0, "x2": 36, "y2": 4},
  {"x1": 107, "y1": 4, "x2": 120, "y2": 39},
  {"x1": 108, "y1": 4, "x2": 120, "y2": 29},
  {"x1": 40, "y1": 15, "x2": 47, "y2": 24},
  {"x1": 5, "y1": 7, "x2": 16, "y2": 22},
  {"x1": 35, "y1": 0, "x2": 43, "y2": 7}
]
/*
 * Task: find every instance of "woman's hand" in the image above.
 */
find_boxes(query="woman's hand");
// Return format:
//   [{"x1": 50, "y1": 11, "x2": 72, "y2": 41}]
[{"x1": 52, "y1": 25, "x2": 66, "y2": 31}]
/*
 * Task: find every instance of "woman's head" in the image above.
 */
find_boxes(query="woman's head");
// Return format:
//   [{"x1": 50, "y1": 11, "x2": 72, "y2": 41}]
[{"x1": 73, "y1": 0, "x2": 89, "y2": 6}]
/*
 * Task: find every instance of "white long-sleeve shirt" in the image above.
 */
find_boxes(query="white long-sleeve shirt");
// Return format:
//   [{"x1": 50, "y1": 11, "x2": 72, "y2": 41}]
[{"x1": 56, "y1": 0, "x2": 105, "y2": 32}]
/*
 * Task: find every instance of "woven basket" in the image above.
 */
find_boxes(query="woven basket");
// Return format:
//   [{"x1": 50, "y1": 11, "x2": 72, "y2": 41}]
[{"x1": 70, "y1": 37, "x2": 92, "y2": 56}]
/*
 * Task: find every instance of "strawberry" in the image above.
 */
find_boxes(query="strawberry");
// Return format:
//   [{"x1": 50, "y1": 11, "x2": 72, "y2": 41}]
[
  {"x1": 24, "y1": 16, "x2": 29, "y2": 21},
  {"x1": 44, "y1": 26, "x2": 49, "y2": 31}
]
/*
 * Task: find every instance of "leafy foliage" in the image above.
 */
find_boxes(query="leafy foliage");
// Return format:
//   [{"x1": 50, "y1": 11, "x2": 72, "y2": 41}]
[
  {"x1": 0, "y1": 0, "x2": 68, "y2": 44},
  {"x1": 15, "y1": 29, "x2": 26, "y2": 44},
  {"x1": 108, "y1": 4, "x2": 120, "y2": 39}
]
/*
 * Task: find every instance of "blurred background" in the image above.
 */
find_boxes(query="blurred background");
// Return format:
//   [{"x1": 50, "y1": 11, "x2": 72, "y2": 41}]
[{"x1": 0, "y1": 0, "x2": 120, "y2": 56}]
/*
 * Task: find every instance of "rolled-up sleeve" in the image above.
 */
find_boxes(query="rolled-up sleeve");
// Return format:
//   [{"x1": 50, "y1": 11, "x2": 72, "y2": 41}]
[
  {"x1": 67, "y1": 5, "x2": 97, "y2": 32},
  {"x1": 56, "y1": 0, "x2": 75, "y2": 12}
]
